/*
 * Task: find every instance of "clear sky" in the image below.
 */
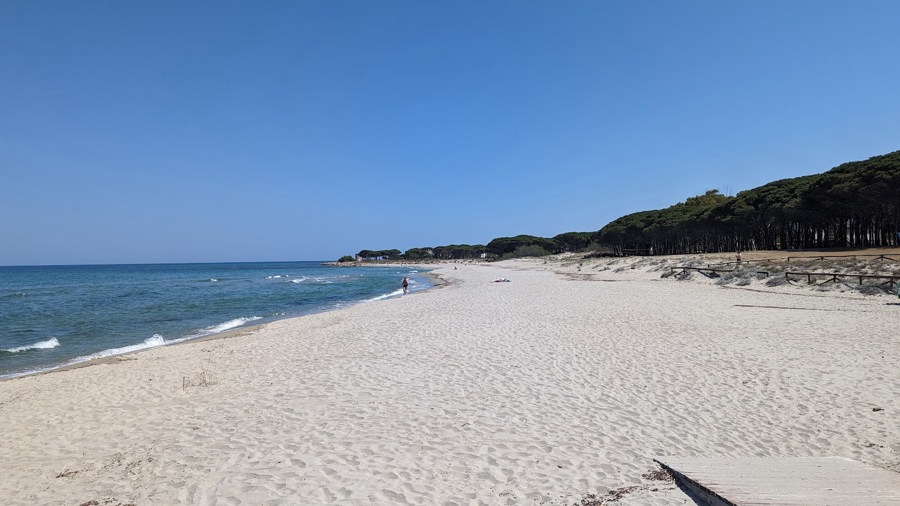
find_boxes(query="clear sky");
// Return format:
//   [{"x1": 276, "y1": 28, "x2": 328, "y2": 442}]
[{"x1": 2, "y1": 1, "x2": 899, "y2": 265}]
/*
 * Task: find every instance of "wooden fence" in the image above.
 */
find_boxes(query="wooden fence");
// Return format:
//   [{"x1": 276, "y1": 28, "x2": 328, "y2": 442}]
[
  {"x1": 708, "y1": 253, "x2": 900, "y2": 269},
  {"x1": 784, "y1": 254, "x2": 900, "y2": 263},
  {"x1": 669, "y1": 267, "x2": 900, "y2": 289},
  {"x1": 670, "y1": 266, "x2": 769, "y2": 277},
  {"x1": 784, "y1": 271, "x2": 900, "y2": 286}
]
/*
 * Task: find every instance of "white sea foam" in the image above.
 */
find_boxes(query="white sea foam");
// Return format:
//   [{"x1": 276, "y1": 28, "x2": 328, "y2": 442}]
[
  {"x1": 78, "y1": 335, "x2": 167, "y2": 362},
  {"x1": 367, "y1": 289, "x2": 405, "y2": 302},
  {"x1": 265, "y1": 275, "x2": 283, "y2": 279},
  {"x1": 4, "y1": 337, "x2": 61, "y2": 353},
  {"x1": 290, "y1": 276, "x2": 309, "y2": 284},
  {"x1": 54, "y1": 317, "x2": 263, "y2": 372},
  {"x1": 200, "y1": 316, "x2": 262, "y2": 335}
]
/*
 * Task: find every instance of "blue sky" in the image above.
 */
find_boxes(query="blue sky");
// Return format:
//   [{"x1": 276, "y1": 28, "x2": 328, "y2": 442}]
[{"x1": 2, "y1": 1, "x2": 899, "y2": 265}]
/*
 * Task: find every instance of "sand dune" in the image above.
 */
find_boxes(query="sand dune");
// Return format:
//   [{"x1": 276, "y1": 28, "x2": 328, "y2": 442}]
[{"x1": 1, "y1": 259, "x2": 897, "y2": 504}]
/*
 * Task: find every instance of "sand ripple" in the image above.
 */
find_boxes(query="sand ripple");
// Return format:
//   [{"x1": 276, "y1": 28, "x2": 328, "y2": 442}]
[{"x1": 1, "y1": 261, "x2": 897, "y2": 504}]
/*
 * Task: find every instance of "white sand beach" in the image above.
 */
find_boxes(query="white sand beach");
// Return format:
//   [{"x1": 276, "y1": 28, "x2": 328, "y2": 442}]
[{"x1": 1, "y1": 258, "x2": 898, "y2": 505}]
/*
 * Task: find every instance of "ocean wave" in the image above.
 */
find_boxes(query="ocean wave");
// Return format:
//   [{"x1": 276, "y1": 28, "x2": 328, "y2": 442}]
[
  {"x1": 367, "y1": 289, "x2": 405, "y2": 302},
  {"x1": 292, "y1": 276, "x2": 333, "y2": 284},
  {"x1": 45, "y1": 317, "x2": 262, "y2": 372},
  {"x1": 78, "y1": 334, "x2": 167, "y2": 362},
  {"x1": 200, "y1": 316, "x2": 262, "y2": 335},
  {"x1": 3, "y1": 337, "x2": 61, "y2": 353}
]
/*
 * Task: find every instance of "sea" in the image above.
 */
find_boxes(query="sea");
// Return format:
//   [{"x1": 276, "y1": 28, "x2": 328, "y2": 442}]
[{"x1": 0, "y1": 261, "x2": 429, "y2": 379}]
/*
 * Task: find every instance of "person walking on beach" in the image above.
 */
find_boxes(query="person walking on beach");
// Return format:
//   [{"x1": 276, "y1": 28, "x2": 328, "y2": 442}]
[{"x1": 401, "y1": 277, "x2": 409, "y2": 294}]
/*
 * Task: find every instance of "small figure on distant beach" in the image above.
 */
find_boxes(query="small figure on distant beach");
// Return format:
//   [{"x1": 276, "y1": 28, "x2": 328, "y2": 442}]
[
  {"x1": 493, "y1": 278, "x2": 511, "y2": 283},
  {"x1": 736, "y1": 251, "x2": 742, "y2": 263},
  {"x1": 401, "y1": 277, "x2": 409, "y2": 294}
]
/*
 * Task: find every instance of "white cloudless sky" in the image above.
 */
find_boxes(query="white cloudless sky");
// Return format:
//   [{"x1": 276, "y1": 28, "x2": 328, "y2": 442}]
[{"x1": 2, "y1": 1, "x2": 899, "y2": 265}]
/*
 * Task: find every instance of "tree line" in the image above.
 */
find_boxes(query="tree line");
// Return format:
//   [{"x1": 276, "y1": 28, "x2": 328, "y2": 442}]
[
  {"x1": 341, "y1": 150, "x2": 900, "y2": 261},
  {"x1": 344, "y1": 231, "x2": 596, "y2": 262},
  {"x1": 597, "y1": 150, "x2": 900, "y2": 255}
]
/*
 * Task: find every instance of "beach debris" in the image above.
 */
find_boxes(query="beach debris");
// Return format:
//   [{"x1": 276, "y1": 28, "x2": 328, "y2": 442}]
[
  {"x1": 574, "y1": 485, "x2": 641, "y2": 505},
  {"x1": 606, "y1": 485, "x2": 639, "y2": 501},
  {"x1": 78, "y1": 499, "x2": 135, "y2": 506},
  {"x1": 574, "y1": 493, "x2": 603, "y2": 506},
  {"x1": 56, "y1": 465, "x2": 80, "y2": 478},
  {"x1": 641, "y1": 468, "x2": 674, "y2": 482},
  {"x1": 873, "y1": 406, "x2": 884, "y2": 412},
  {"x1": 573, "y1": 467, "x2": 673, "y2": 505},
  {"x1": 182, "y1": 361, "x2": 218, "y2": 390}
]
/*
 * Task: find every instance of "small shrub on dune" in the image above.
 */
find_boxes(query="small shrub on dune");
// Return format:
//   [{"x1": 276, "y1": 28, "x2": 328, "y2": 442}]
[
  {"x1": 647, "y1": 261, "x2": 669, "y2": 273},
  {"x1": 501, "y1": 245, "x2": 552, "y2": 260},
  {"x1": 857, "y1": 285, "x2": 889, "y2": 296},
  {"x1": 670, "y1": 270, "x2": 694, "y2": 281},
  {"x1": 766, "y1": 276, "x2": 790, "y2": 287}
]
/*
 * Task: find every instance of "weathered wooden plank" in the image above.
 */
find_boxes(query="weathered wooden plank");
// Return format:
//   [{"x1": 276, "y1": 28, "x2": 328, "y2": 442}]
[{"x1": 655, "y1": 457, "x2": 900, "y2": 505}]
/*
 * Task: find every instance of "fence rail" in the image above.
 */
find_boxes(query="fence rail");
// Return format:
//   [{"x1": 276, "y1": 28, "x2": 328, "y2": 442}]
[
  {"x1": 785, "y1": 254, "x2": 900, "y2": 263},
  {"x1": 784, "y1": 271, "x2": 900, "y2": 286},
  {"x1": 669, "y1": 266, "x2": 900, "y2": 287},
  {"x1": 710, "y1": 254, "x2": 900, "y2": 268},
  {"x1": 670, "y1": 266, "x2": 769, "y2": 277}
]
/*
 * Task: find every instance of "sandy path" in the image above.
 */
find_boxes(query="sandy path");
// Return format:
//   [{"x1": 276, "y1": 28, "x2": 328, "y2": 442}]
[{"x1": 1, "y1": 261, "x2": 897, "y2": 505}]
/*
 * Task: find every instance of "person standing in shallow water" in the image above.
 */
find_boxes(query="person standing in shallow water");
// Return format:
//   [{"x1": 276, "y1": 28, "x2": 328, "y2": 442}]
[{"x1": 401, "y1": 277, "x2": 409, "y2": 294}]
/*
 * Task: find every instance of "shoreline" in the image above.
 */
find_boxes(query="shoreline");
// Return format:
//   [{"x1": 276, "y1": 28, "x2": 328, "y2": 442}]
[
  {"x1": 1, "y1": 257, "x2": 896, "y2": 504},
  {"x1": 2, "y1": 266, "x2": 440, "y2": 382},
  {"x1": 28, "y1": 323, "x2": 268, "y2": 379}
]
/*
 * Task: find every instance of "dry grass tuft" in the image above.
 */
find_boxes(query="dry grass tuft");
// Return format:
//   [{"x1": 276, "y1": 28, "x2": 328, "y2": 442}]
[
  {"x1": 182, "y1": 361, "x2": 218, "y2": 390},
  {"x1": 56, "y1": 465, "x2": 80, "y2": 478}
]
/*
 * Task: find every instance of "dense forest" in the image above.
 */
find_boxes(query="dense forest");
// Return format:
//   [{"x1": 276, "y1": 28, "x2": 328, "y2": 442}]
[
  {"x1": 348, "y1": 232, "x2": 595, "y2": 262},
  {"x1": 344, "y1": 150, "x2": 900, "y2": 261},
  {"x1": 598, "y1": 150, "x2": 900, "y2": 255}
]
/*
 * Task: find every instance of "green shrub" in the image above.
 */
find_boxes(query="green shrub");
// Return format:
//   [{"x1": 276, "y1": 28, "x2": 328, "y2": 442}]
[{"x1": 501, "y1": 245, "x2": 552, "y2": 259}]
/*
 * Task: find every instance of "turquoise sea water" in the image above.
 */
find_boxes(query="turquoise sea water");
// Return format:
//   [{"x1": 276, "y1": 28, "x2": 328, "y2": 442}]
[{"x1": 0, "y1": 262, "x2": 429, "y2": 379}]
